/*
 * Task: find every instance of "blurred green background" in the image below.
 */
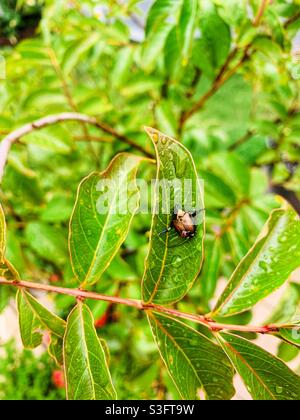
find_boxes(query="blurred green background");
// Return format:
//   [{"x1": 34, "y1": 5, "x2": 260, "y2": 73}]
[{"x1": 0, "y1": 0, "x2": 300, "y2": 400}]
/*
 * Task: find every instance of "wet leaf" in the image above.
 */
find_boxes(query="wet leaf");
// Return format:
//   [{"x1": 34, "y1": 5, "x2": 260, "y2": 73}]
[
  {"x1": 213, "y1": 205, "x2": 300, "y2": 317},
  {"x1": 17, "y1": 289, "x2": 66, "y2": 349},
  {"x1": 70, "y1": 153, "x2": 144, "y2": 287},
  {"x1": 149, "y1": 312, "x2": 235, "y2": 400},
  {"x1": 63, "y1": 302, "x2": 117, "y2": 400},
  {"x1": 217, "y1": 332, "x2": 300, "y2": 400},
  {"x1": 142, "y1": 128, "x2": 205, "y2": 304}
]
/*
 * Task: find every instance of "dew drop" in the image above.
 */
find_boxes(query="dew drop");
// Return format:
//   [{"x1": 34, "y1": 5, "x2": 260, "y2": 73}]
[
  {"x1": 276, "y1": 386, "x2": 283, "y2": 395},
  {"x1": 172, "y1": 256, "x2": 182, "y2": 268},
  {"x1": 259, "y1": 261, "x2": 271, "y2": 273},
  {"x1": 279, "y1": 235, "x2": 288, "y2": 244}
]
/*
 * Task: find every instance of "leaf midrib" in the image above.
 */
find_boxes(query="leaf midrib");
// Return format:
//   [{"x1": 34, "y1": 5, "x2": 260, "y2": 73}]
[
  {"x1": 218, "y1": 334, "x2": 276, "y2": 400},
  {"x1": 150, "y1": 312, "x2": 206, "y2": 400},
  {"x1": 216, "y1": 210, "x2": 284, "y2": 314}
]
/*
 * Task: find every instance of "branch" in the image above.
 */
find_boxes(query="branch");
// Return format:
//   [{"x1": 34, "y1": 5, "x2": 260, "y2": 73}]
[
  {"x1": 179, "y1": 0, "x2": 271, "y2": 128},
  {"x1": 0, "y1": 112, "x2": 154, "y2": 182},
  {"x1": 284, "y1": 11, "x2": 300, "y2": 28},
  {"x1": 253, "y1": 0, "x2": 270, "y2": 27},
  {"x1": 0, "y1": 277, "x2": 287, "y2": 335},
  {"x1": 180, "y1": 46, "x2": 250, "y2": 126}
]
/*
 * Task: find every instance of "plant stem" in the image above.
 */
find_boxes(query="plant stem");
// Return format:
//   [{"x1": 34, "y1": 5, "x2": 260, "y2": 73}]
[
  {"x1": 179, "y1": 45, "x2": 251, "y2": 127},
  {"x1": 284, "y1": 11, "x2": 300, "y2": 28},
  {"x1": 253, "y1": 0, "x2": 270, "y2": 27},
  {"x1": 0, "y1": 277, "x2": 287, "y2": 335},
  {"x1": 47, "y1": 47, "x2": 99, "y2": 165},
  {"x1": 0, "y1": 112, "x2": 154, "y2": 182},
  {"x1": 179, "y1": 0, "x2": 271, "y2": 128}
]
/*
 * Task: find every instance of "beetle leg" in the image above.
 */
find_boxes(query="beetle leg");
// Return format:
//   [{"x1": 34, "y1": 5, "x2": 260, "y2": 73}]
[{"x1": 159, "y1": 226, "x2": 172, "y2": 236}]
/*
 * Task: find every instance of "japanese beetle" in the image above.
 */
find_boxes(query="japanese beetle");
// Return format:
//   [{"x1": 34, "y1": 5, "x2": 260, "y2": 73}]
[{"x1": 160, "y1": 208, "x2": 204, "y2": 239}]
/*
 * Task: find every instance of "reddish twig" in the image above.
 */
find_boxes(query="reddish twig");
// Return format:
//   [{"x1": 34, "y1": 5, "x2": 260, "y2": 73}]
[{"x1": 0, "y1": 277, "x2": 289, "y2": 335}]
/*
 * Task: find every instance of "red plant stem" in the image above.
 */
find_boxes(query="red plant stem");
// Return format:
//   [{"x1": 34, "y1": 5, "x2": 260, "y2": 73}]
[{"x1": 0, "y1": 277, "x2": 285, "y2": 335}]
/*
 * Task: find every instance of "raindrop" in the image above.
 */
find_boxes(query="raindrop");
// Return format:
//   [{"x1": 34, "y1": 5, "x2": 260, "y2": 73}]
[
  {"x1": 172, "y1": 256, "x2": 182, "y2": 268},
  {"x1": 150, "y1": 260, "x2": 156, "y2": 269},
  {"x1": 276, "y1": 386, "x2": 283, "y2": 395},
  {"x1": 259, "y1": 261, "x2": 270, "y2": 273},
  {"x1": 279, "y1": 235, "x2": 288, "y2": 244}
]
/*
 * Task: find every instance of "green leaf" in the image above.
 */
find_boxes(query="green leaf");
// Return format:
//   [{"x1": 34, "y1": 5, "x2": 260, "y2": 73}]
[
  {"x1": 195, "y1": 5, "x2": 231, "y2": 73},
  {"x1": 148, "y1": 312, "x2": 235, "y2": 400},
  {"x1": 142, "y1": 128, "x2": 205, "y2": 304},
  {"x1": 213, "y1": 205, "x2": 300, "y2": 317},
  {"x1": 278, "y1": 327, "x2": 300, "y2": 349},
  {"x1": 40, "y1": 195, "x2": 73, "y2": 223},
  {"x1": 0, "y1": 203, "x2": 20, "y2": 311},
  {"x1": 178, "y1": 0, "x2": 198, "y2": 65},
  {"x1": 199, "y1": 75, "x2": 252, "y2": 143},
  {"x1": 266, "y1": 283, "x2": 300, "y2": 325},
  {"x1": 207, "y1": 152, "x2": 251, "y2": 199},
  {"x1": 199, "y1": 235, "x2": 221, "y2": 302},
  {"x1": 217, "y1": 332, "x2": 300, "y2": 400},
  {"x1": 111, "y1": 47, "x2": 134, "y2": 89},
  {"x1": 201, "y1": 170, "x2": 237, "y2": 208},
  {"x1": 21, "y1": 126, "x2": 72, "y2": 154},
  {"x1": 17, "y1": 289, "x2": 66, "y2": 349},
  {"x1": 142, "y1": 23, "x2": 173, "y2": 71},
  {"x1": 61, "y1": 33, "x2": 100, "y2": 75},
  {"x1": 49, "y1": 335, "x2": 64, "y2": 366},
  {"x1": 142, "y1": 0, "x2": 184, "y2": 71},
  {"x1": 63, "y1": 302, "x2": 117, "y2": 400},
  {"x1": 70, "y1": 153, "x2": 144, "y2": 287},
  {"x1": 25, "y1": 222, "x2": 68, "y2": 267},
  {"x1": 277, "y1": 342, "x2": 299, "y2": 363},
  {"x1": 146, "y1": 0, "x2": 183, "y2": 34},
  {"x1": 156, "y1": 100, "x2": 178, "y2": 137}
]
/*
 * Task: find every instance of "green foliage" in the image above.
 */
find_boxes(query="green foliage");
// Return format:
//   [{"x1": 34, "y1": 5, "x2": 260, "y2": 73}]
[
  {"x1": 70, "y1": 153, "x2": 144, "y2": 287},
  {"x1": 0, "y1": 1, "x2": 42, "y2": 42},
  {"x1": 17, "y1": 289, "x2": 65, "y2": 365},
  {"x1": 64, "y1": 302, "x2": 116, "y2": 400},
  {"x1": 149, "y1": 312, "x2": 235, "y2": 400},
  {"x1": 142, "y1": 128, "x2": 204, "y2": 304},
  {"x1": 217, "y1": 332, "x2": 300, "y2": 400},
  {"x1": 213, "y1": 205, "x2": 300, "y2": 317},
  {"x1": 0, "y1": 0, "x2": 300, "y2": 401},
  {"x1": 0, "y1": 341, "x2": 65, "y2": 400}
]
